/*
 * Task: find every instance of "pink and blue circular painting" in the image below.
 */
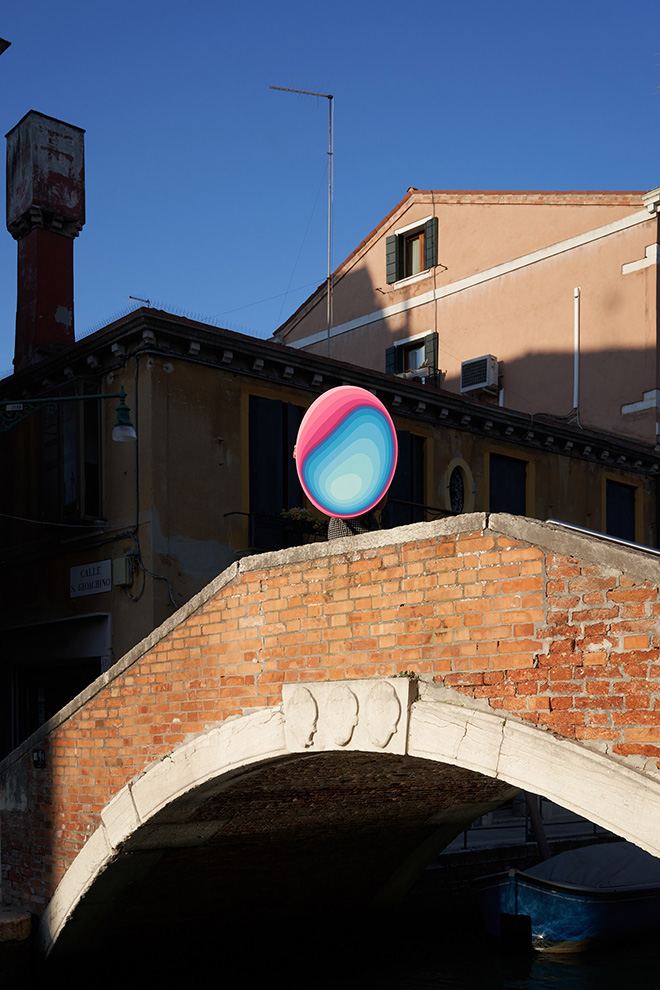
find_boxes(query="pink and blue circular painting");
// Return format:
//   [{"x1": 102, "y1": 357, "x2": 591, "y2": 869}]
[{"x1": 295, "y1": 386, "x2": 398, "y2": 518}]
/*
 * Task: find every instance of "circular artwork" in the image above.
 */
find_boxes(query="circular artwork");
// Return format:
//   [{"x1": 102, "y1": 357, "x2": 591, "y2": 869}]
[{"x1": 295, "y1": 386, "x2": 398, "y2": 518}]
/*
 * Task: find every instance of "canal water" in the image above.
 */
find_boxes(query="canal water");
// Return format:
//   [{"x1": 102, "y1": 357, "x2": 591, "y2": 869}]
[
  {"x1": 385, "y1": 943, "x2": 660, "y2": 989},
  {"x1": 5, "y1": 866, "x2": 659, "y2": 986},
  {"x1": 340, "y1": 873, "x2": 660, "y2": 990},
  {"x1": 5, "y1": 929, "x2": 660, "y2": 987}
]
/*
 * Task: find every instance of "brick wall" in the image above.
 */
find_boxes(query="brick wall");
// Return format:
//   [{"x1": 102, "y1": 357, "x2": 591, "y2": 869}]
[{"x1": 2, "y1": 514, "x2": 659, "y2": 912}]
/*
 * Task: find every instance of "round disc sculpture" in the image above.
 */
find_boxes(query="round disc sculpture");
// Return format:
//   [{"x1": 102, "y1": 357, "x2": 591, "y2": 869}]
[{"x1": 295, "y1": 385, "x2": 398, "y2": 519}]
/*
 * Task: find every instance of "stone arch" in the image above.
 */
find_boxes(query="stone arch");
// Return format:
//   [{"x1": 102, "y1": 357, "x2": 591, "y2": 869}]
[{"x1": 39, "y1": 679, "x2": 660, "y2": 957}]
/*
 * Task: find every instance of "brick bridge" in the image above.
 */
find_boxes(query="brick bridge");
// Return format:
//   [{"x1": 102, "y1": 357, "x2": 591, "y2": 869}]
[{"x1": 3, "y1": 513, "x2": 660, "y2": 961}]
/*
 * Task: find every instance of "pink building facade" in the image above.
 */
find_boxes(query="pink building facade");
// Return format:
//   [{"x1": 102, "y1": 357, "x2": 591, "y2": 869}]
[{"x1": 275, "y1": 188, "x2": 660, "y2": 445}]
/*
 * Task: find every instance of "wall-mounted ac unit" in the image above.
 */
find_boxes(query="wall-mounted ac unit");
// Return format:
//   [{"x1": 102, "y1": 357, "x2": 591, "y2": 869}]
[{"x1": 460, "y1": 355, "x2": 499, "y2": 394}]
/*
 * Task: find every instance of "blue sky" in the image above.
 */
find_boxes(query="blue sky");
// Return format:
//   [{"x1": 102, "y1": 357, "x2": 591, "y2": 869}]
[{"x1": 1, "y1": 0, "x2": 659, "y2": 377}]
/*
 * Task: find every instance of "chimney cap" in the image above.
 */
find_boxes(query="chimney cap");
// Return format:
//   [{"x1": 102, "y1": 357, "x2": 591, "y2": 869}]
[
  {"x1": 5, "y1": 109, "x2": 86, "y2": 141},
  {"x1": 6, "y1": 110, "x2": 85, "y2": 237}
]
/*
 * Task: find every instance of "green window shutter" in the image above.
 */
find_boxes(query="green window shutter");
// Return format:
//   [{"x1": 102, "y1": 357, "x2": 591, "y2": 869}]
[
  {"x1": 385, "y1": 345, "x2": 405, "y2": 374},
  {"x1": 386, "y1": 235, "x2": 398, "y2": 284},
  {"x1": 424, "y1": 217, "x2": 438, "y2": 270},
  {"x1": 424, "y1": 332, "x2": 438, "y2": 373},
  {"x1": 385, "y1": 345, "x2": 396, "y2": 374}
]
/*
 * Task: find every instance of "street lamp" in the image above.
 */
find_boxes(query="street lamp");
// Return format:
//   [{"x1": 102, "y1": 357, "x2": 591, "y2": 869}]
[
  {"x1": 111, "y1": 390, "x2": 137, "y2": 442},
  {"x1": 0, "y1": 387, "x2": 137, "y2": 440}
]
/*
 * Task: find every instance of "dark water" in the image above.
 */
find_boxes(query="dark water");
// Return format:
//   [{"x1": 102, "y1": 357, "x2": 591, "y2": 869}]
[
  {"x1": 4, "y1": 933, "x2": 659, "y2": 987},
  {"x1": 4, "y1": 878, "x2": 659, "y2": 988},
  {"x1": 389, "y1": 945, "x2": 660, "y2": 989}
]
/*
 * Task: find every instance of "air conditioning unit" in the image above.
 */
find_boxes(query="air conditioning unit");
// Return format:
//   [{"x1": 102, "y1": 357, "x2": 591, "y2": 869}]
[{"x1": 460, "y1": 355, "x2": 499, "y2": 394}]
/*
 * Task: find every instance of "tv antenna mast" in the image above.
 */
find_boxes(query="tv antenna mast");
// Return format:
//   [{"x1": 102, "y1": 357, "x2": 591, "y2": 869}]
[{"x1": 270, "y1": 85, "x2": 334, "y2": 357}]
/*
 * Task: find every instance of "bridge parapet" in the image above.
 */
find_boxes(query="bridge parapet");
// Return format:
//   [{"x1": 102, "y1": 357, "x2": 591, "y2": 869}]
[{"x1": 2, "y1": 512, "x2": 660, "y2": 917}]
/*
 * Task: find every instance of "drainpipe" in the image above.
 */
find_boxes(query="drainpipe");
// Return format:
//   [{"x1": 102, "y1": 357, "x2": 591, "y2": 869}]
[{"x1": 573, "y1": 287, "x2": 581, "y2": 412}]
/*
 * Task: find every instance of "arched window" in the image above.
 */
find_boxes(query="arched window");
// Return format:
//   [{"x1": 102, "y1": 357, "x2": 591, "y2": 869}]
[
  {"x1": 449, "y1": 466, "x2": 465, "y2": 513},
  {"x1": 444, "y1": 458, "x2": 474, "y2": 514}
]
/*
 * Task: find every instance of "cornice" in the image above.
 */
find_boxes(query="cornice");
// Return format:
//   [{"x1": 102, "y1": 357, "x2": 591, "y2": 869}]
[{"x1": 2, "y1": 308, "x2": 657, "y2": 477}]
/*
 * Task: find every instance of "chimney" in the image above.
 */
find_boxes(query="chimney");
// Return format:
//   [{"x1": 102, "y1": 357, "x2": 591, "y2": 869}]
[{"x1": 6, "y1": 111, "x2": 85, "y2": 371}]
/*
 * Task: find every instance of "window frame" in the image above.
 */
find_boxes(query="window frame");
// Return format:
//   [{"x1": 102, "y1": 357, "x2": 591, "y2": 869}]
[
  {"x1": 386, "y1": 216, "x2": 438, "y2": 285},
  {"x1": 485, "y1": 446, "x2": 535, "y2": 517},
  {"x1": 602, "y1": 473, "x2": 643, "y2": 543},
  {"x1": 385, "y1": 331, "x2": 438, "y2": 377},
  {"x1": 404, "y1": 228, "x2": 424, "y2": 278},
  {"x1": 246, "y1": 390, "x2": 306, "y2": 551},
  {"x1": 380, "y1": 427, "x2": 430, "y2": 529},
  {"x1": 40, "y1": 381, "x2": 102, "y2": 522},
  {"x1": 444, "y1": 457, "x2": 475, "y2": 515}
]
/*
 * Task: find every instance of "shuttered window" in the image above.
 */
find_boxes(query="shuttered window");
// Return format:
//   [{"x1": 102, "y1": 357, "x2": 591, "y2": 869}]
[
  {"x1": 489, "y1": 453, "x2": 527, "y2": 515},
  {"x1": 385, "y1": 332, "x2": 437, "y2": 376},
  {"x1": 381, "y1": 431, "x2": 426, "y2": 528},
  {"x1": 606, "y1": 479, "x2": 636, "y2": 542},
  {"x1": 386, "y1": 217, "x2": 438, "y2": 284},
  {"x1": 249, "y1": 395, "x2": 304, "y2": 549}
]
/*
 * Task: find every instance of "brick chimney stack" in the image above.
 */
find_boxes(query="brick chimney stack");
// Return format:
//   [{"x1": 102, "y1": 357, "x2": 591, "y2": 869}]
[{"x1": 6, "y1": 111, "x2": 85, "y2": 371}]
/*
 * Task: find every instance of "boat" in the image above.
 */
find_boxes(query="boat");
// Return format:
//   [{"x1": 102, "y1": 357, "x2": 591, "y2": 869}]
[{"x1": 476, "y1": 840, "x2": 660, "y2": 952}]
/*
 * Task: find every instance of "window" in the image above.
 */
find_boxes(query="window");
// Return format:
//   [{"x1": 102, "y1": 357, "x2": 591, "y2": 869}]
[
  {"x1": 386, "y1": 217, "x2": 438, "y2": 284},
  {"x1": 402, "y1": 341, "x2": 425, "y2": 371},
  {"x1": 381, "y1": 431, "x2": 426, "y2": 528},
  {"x1": 489, "y1": 452, "x2": 527, "y2": 515},
  {"x1": 41, "y1": 383, "x2": 101, "y2": 521},
  {"x1": 386, "y1": 332, "x2": 437, "y2": 377},
  {"x1": 605, "y1": 479, "x2": 637, "y2": 542},
  {"x1": 449, "y1": 466, "x2": 465, "y2": 513},
  {"x1": 248, "y1": 394, "x2": 305, "y2": 550},
  {"x1": 404, "y1": 228, "x2": 424, "y2": 277},
  {"x1": 444, "y1": 458, "x2": 475, "y2": 515}
]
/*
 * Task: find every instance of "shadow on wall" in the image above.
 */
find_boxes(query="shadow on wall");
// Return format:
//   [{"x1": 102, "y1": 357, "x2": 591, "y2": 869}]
[{"x1": 286, "y1": 259, "x2": 657, "y2": 445}]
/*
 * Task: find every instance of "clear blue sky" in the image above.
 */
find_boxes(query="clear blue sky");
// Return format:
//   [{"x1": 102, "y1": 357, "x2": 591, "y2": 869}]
[{"x1": 1, "y1": 0, "x2": 659, "y2": 377}]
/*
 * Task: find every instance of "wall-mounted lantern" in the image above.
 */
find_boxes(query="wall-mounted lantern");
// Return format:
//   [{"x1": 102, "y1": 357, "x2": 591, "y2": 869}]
[{"x1": 0, "y1": 387, "x2": 136, "y2": 440}]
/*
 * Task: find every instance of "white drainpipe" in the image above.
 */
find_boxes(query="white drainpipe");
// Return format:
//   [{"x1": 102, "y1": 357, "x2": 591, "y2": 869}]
[{"x1": 573, "y1": 287, "x2": 581, "y2": 411}]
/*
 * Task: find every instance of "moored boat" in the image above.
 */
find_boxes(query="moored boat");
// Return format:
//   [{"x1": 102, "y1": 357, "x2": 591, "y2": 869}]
[{"x1": 476, "y1": 840, "x2": 660, "y2": 952}]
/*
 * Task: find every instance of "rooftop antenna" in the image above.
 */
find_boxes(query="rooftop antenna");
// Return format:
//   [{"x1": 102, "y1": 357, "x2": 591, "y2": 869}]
[{"x1": 270, "y1": 85, "x2": 333, "y2": 358}]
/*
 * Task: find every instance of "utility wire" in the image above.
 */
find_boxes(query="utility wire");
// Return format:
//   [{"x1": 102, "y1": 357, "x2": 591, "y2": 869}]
[{"x1": 211, "y1": 278, "x2": 320, "y2": 319}]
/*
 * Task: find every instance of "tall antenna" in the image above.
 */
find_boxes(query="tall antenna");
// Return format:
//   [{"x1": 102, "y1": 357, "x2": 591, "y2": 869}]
[{"x1": 270, "y1": 85, "x2": 334, "y2": 357}]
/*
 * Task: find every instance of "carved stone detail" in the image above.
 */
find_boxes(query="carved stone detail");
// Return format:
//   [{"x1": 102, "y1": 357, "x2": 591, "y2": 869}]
[
  {"x1": 365, "y1": 681, "x2": 401, "y2": 749},
  {"x1": 286, "y1": 686, "x2": 318, "y2": 748},
  {"x1": 282, "y1": 677, "x2": 414, "y2": 754},
  {"x1": 327, "y1": 684, "x2": 359, "y2": 746}
]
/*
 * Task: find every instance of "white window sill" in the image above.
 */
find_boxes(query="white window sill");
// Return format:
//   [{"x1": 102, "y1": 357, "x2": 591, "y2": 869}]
[{"x1": 391, "y1": 269, "x2": 432, "y2": 288}]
